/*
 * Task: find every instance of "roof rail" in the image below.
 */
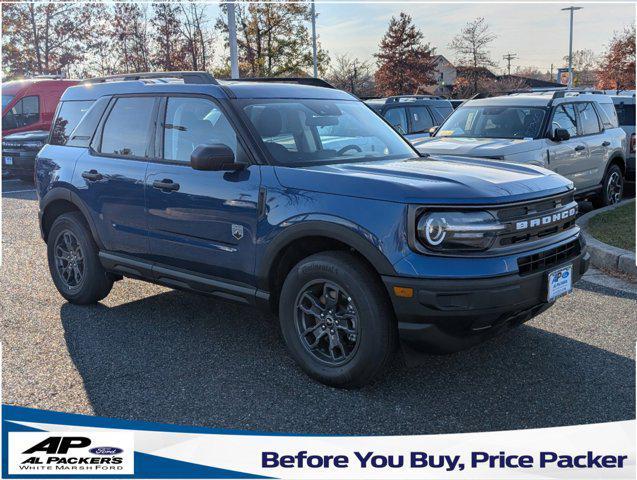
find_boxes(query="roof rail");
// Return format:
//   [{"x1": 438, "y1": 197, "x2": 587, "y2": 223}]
[
  {"x1": 83, "y1": 71, "x2": 218, "y2": 85},
  {"x1": 221, "y1": 77, "x2": 335, "y2": 89},
  {"x1": 385, "y1": 94, "x2": 447, "y2": 102}
]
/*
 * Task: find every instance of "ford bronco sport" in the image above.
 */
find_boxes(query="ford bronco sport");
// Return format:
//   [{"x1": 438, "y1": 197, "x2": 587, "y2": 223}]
[
  {"x1": 36, "y1": 72, "x2": 589, "y2": 387},
  {"x1": 415, "y1": 91, "x2": 627, "y2": 208}
]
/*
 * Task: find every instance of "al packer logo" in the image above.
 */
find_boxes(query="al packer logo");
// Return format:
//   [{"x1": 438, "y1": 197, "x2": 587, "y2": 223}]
[{"x1": 8, "y1": 431, "x2": 134, "y2": 475}]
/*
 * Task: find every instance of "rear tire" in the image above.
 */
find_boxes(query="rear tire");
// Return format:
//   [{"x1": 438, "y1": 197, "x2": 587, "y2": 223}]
[
  {"x1": 592, "y1": 164, "x2": 624, "y2": 208},
  {"x1": 47, "y1": 212, "x2": 113, "y2": 305},
  {"x1": 279, "y1": 251, "x2": 396, "y2": 388}
]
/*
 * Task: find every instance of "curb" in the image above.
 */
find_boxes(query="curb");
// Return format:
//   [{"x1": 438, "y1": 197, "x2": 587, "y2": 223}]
[{"x1": 576, "y1": 199, "x2": 636, "y2": 279}]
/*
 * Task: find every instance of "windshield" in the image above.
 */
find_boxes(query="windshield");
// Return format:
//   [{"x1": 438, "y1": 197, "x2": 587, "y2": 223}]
[
  {"x1": 436, "y1": 105, "x2": 546, "y2": 139},
  {"x1": 238, "y1": 99, "x2": 418, "y2": 165},
  {"x1": 2, "y1": 95, "x2": 15, "y2": 110}
]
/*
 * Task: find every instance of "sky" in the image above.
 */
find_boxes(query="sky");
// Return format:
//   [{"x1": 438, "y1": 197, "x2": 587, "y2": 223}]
[{"x1": 206, "y1": 2, "x2": 635, "y2": 75}]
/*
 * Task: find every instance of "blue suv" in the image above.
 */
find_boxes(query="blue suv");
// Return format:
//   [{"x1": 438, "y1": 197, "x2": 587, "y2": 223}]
[{"x1": 36, "y1": 72, "x2": 589, "y2": 387}]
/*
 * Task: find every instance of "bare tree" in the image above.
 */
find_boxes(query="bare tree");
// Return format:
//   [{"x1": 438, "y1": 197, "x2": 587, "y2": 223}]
[
  {"x1": 449, "y1": 17, "x2": 497, "y2": 68},
  {"x1": 2, "y1": 2, "x2": 105, "y2": 77},
  {"x1": 327, "y1": 54, "x2": 375, "y2": 97},
  {"x1": 179, "y1": 1, "x2": 215, "y2": 71}
]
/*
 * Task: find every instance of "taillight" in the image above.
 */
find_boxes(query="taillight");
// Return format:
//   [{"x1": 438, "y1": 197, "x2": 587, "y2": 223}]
[{"x1": 631, "y1": 133, "x2": 635, "y2": 153}]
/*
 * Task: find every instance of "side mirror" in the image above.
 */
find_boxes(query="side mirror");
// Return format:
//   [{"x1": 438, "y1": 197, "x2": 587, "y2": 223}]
[
  {"x1": 190, "y1": 144, "x2": 242, "y2": 171},
  {"x1": 553, "y1": 128, "x2": 571, "y2": 142},
  {"x1": 429, "y1": 126, "x2": 439, "y2": 137}
]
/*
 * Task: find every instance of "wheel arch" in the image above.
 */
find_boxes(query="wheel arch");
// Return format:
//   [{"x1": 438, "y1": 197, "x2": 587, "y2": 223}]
[
  {"x1": 40, "y1": 189, "x2": 103, "y2": 249},
  {"x1": 257, "y1": 220, "x2": 396, "y2": 310}
]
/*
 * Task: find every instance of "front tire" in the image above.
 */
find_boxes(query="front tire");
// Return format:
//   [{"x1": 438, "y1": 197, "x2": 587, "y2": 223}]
[
  {"x1": 47, "y1": 212, "x2": 113, "y2": 304},
  {"x1": 279, "y1": 251, "x2": 396, "y2": 388},
  {"x1": 593, "y1": 164, "x2": 624, "y2": 208}
]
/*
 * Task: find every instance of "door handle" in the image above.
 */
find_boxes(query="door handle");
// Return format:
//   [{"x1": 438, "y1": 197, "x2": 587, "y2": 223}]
[
  {"x1": 153, "y1": 179, "x2": 180, "y2": 191},
  {"x1": 602, "y1": 141, "x2": 611, "y2": 147},
  {"x1": 81, "y1": 169, "x2": 103, "y2": 181},
  {"x1": 574, "y1": 145, "x2": 586, "y2": 152}
]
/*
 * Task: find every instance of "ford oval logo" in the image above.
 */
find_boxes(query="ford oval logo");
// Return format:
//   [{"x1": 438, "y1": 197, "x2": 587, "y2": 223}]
[{"x1": 89, "y1": 447, "x2": 123, "y2": 455}]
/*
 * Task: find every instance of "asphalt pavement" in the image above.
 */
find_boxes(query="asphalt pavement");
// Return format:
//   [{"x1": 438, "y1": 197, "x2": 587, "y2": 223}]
[{"x1": 1, "y1": 178, "x2": 635, "y2": 435}]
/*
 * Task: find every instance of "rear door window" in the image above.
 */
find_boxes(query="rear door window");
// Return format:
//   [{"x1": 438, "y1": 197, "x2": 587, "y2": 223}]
[
  {"x1": 408, "y1": 106, "x2": 434, "y2": 133},
  {"x1": 3, "y1": 95, "x2": 40, "y2": 129},
  {"x1": 99, "y1": 97, "x2": 156, "y2": 157},
  {"x1": 50, "y1": 100, "x2": 94, "y2": 145},
  {"x1": 383, "y1": 107, "x2": 408, "y2": 134},
  {"x1": 577, "y1": 102, "x2": 602, "y2": 135}
]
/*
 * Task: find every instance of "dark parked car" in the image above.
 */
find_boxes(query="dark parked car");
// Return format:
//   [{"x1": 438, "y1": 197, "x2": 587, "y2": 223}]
[
  {"x1": 365, "y1": 95, "x2": 454, "y2": 144},
  {"x1": 2, "y1": 130, "x2": 48, "y2": 181},
  {"x1": 36, "y1": 72, "x2": 589, "y2": 387}
]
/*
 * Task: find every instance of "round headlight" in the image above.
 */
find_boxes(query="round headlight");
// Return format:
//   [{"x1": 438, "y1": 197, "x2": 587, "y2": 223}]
[
  {"x1": 424, "y1": 215, "x2": 447, "y2": 245},
  {"x1": 416, "y1": 210, "x2": 503, "y2": 252}
]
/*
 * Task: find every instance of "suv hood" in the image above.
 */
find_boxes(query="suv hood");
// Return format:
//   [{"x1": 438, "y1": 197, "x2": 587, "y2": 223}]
[
  {"x1": 274, "y1": 155, "x2": 572, "y2": 205},
  {"x1": 413, "y1": 136, "x2": 540, "y2": 157}
]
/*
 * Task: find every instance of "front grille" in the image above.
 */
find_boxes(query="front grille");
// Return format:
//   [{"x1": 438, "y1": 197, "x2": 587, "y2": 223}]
[
  {"x1": 517, "y1": 239, "x2": 581, "y2": 276},
  {"x1": 491, "y1": 192, "x2": 578, "y2": 248}
]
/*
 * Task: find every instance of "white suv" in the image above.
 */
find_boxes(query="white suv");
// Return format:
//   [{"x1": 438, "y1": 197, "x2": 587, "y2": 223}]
[{"x1": 415, "y1": 91, "x2": 627, "y2": 208}]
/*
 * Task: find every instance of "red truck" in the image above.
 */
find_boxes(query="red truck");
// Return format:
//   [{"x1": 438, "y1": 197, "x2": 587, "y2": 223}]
[{"x1": 2, "y1": 78, "x2": 78, "y2": 136}]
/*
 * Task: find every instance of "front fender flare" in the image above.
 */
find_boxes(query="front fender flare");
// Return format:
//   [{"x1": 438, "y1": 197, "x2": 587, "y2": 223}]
[{"x1": 256, "y1": 218, "x2": 397, "y2": 290}]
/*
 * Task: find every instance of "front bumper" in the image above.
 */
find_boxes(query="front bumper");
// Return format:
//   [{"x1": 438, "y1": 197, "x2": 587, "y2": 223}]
[{"x1": 383, "y1": 241, "x2": 589, "y2": 352}]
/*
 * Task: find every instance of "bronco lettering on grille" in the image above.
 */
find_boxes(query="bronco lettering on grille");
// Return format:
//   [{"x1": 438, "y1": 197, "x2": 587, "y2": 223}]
[{"x1": 514, "y1": 207, "x2": 577, "y2": 231}]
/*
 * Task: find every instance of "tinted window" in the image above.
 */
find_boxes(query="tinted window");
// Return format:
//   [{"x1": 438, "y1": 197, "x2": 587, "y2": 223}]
[
  {"x1": 3, "y1": 95, "x2": 39, "y2": 129},
  {"x1": 50, "y1": 100, "x2": 94, "y2": 145},
  {"x1": 241, "y1": 99, "x2": 416, "y2": 166},
  {"x1": 430, "y1": 106, "x2": 453, "y2": 123},
  {"x1": 615, "y1": 102, "x2": 635, "y2": 127},
  {"x1": 383, "y1": 107, "x2": 408, "y2": 134},
  {"x1": 100, "y1": 97, "x2": 155, "y2": 157},
  {"x1": 409, "y1": 106, "x2": 434, "y2": 133},
  {"x1": 438, "y1": 106, "x2": 545, "y2": 139},
  {"x1": 599, "y1": 103, "x2": 619, "y2": 128},
  {"x1": 551, "y1": 104, "x2": 578, "y2": 137},
  {"x1": 577, "y1": 102, "x2": 601, "y2": 135},
  {"x1": 163, "y1": 97, "x2": 238, "y2": 163}
]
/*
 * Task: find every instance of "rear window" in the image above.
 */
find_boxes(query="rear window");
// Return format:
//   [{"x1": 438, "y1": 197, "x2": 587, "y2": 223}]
[
  {"x1": 50, "y1": 100, "x2": 94, "y2": 145},
  {"x1": 99, "y1": 97, "x2": 156, "y2": 157},
  {"x1": 598, "y1": 103, "x2": 619, "y2": 129},
  {"x1": 615, "y1": 102, "x2": 635, "y2": 127}
]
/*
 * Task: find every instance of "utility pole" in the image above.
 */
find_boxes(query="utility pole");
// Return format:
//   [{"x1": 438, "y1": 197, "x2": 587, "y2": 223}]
[
  {"x1": 561, "y1": 6, "x2": 582, "y2": 89},
  {"x1": 311, "y1": 0, "x2": 318, "y2": 78},
  {"x1": 502, "y1": 53, "x2": 518, "y2": 76},
  {"x1": 228, "y1": 1, "x2": 239, "y2": 79}
]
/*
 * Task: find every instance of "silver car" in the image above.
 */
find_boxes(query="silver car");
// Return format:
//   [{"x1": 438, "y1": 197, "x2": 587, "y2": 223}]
[
  {"x1": 612, "y1": 94, "x2": 635, "y2": 182},
  {"x1": 415, "y1": 91, "x2": 627, "y2": 208}
]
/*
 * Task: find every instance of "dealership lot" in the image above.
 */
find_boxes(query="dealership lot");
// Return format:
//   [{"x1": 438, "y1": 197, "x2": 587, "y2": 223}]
[{"x1": 1, "y1": 178, "x2": 635, "y2": 435}]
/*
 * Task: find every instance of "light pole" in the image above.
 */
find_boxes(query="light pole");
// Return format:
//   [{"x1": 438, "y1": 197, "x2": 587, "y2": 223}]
[
  {"x1": 561, "y1": 6, "x2": 582, "y2": 89},
  {"x1": 228, "y1": 1, "x2": 239, "y2": 79},
  {"x1": 311, "y1": 0, "x2": 318, "y2": 78}
]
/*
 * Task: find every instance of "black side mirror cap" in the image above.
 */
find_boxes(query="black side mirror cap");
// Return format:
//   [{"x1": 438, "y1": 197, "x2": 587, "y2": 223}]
[
  {"x1": 190, "y1": 144, "x2": 243, "y2": 171},
  {"x1": 553, "y1": 128, "x2": 571, "y2": 142}
]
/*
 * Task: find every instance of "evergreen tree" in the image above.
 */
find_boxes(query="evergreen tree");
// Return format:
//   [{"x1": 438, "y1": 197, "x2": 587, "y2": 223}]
[{"x1": 374, "y1": 12, "x2": 437, "y2": 96}]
